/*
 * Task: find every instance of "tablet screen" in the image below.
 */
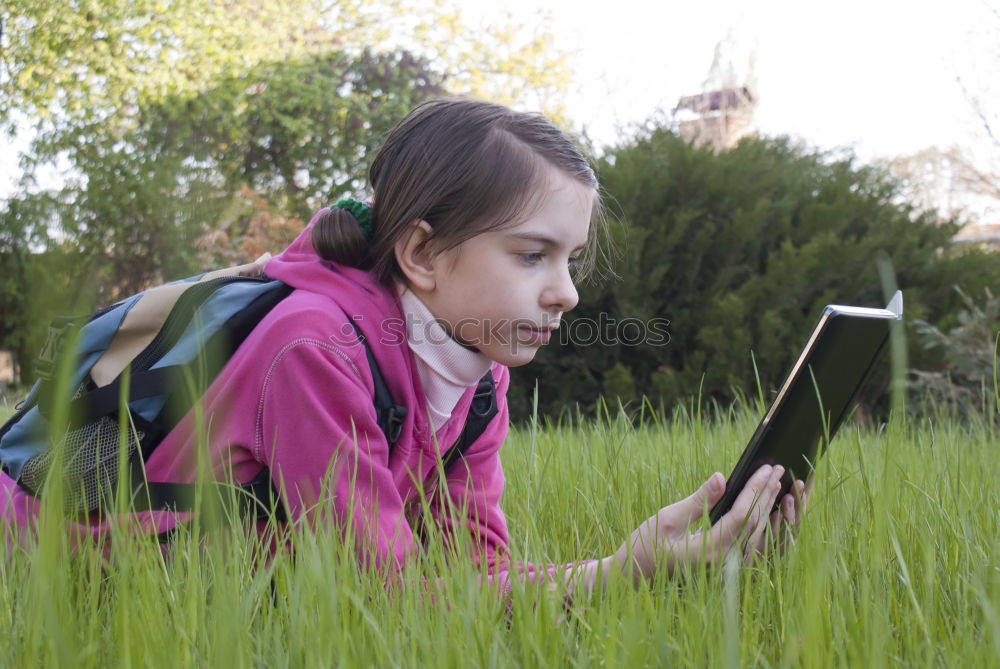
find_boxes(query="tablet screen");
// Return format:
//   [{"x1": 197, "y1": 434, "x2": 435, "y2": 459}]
[{"x1": 708, "y1": 293, "x2": 901, "y2": 524}]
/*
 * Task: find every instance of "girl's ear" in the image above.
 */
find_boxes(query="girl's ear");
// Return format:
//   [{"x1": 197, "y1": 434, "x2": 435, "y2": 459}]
[{"x1": 394, "y1": 220, "x2": 437, "y2": 292}]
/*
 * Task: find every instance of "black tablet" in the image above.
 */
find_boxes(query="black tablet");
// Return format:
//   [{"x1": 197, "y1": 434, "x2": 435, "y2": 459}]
[{"x1": 708, "y1": 291, "x2": 903, "y2": 524}]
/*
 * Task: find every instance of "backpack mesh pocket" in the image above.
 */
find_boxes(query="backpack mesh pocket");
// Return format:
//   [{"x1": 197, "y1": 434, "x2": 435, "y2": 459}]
[{"x1": 19, "y1": 416, "x2": 144, "y2": 513}]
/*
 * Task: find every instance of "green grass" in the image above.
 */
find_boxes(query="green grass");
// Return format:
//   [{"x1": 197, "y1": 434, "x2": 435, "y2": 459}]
[{"x1": 1, "y1": 401, "x2": 998, "y2": 667}]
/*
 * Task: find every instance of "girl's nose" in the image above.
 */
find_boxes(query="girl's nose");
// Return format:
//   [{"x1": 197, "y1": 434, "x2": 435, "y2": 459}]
[{"x1": 542, "y1": 266, "x2": 579, "y2": 313}]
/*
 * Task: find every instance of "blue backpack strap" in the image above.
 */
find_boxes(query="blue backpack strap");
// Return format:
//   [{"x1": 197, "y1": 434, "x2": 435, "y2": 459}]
[
  {"x1": 440, "y1": 371, "x2": 498, "y2": 472},
  {"x1": 346, "y1": 332, "x2": 499, "y2": 466},
  {"x1": 346, "y1": 320, "x2": 408, "y2": 445}
]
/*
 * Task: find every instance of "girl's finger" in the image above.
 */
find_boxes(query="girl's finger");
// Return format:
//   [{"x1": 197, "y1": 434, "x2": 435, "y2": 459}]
[
  {"x1": 714, "y1": 465, "x2": 780, "y2": 557},
  {"x1": 675, "y1": 472, "x2": 726, "y2": 523},
  {"x1": 712, "y1": 465, "x2": 773, "y2": 548},
  {"x1": 778, "y1": 495, "x2": 797, "y2": 555},
  {"x1": 782, "y1": 491, "x2": 797, "y2": 526},
  {"x1": 801, "y1": 477, "x2": 814, "y2": 503},
  {"x1": 793, "y1": 478, "x2": 810, "y2": 519},
  {"x1": 716, "y1": 465, "x2": 773, "y2": 546},
  {"x1": 744, "y1": 509, "x2": 771, "y2": 562},
  {"x1": 752, "y1": 508, "x2": 779, "y2": 557},
  {"x1": 745, "y1": 470, "x2": 784, "y2": 561},
  {"x1": 769, "y1": 504, "x2": 783, "y2": 539}
]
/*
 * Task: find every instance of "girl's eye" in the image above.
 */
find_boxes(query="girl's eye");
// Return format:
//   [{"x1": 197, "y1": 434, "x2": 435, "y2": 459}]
[
  {"x1": 568, "y1": 256, "x2": 582, "y2": 269},
  {"x1": 518, "y1": 252, "x2": 544, "y2": 265}
]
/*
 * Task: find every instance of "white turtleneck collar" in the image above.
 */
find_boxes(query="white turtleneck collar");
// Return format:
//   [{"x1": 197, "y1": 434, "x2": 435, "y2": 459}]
[{"x1": 398, "y1": 288, "x2": 492, "y2": 431}]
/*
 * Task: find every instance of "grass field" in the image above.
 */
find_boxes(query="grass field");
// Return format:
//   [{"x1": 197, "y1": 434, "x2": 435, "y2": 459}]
[{"x1": 1, "y1": 400, "x2": 998, "y2": 667}]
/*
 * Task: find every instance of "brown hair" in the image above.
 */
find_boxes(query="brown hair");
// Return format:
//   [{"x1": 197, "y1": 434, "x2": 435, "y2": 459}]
[{"x1": 312, "y1": 97, "x2": 608, "y2": 284}]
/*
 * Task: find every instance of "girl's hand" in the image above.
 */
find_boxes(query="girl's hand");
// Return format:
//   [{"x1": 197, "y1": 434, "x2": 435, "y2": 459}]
[
  {"x1": 611, "y1": 464, "x2": 789, "y2": 583},
  {"x1": 748, "y1": 475, "x2": 813, "y2": 558}
]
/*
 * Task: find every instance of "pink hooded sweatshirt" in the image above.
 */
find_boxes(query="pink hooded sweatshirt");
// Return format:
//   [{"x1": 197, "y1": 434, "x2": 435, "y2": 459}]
[{"x1": 1, "y1": 215, "x2": 581, "y2": 590}]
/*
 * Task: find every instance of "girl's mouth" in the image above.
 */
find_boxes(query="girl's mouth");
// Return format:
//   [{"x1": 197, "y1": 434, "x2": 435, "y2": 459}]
[{"x1": 516, "y1": 325, "x2": 554, "y2": 345}]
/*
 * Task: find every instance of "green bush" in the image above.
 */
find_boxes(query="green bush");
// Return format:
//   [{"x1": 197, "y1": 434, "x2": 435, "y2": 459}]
[
  {"x1": 909, "y1": 287, "x2": 1000, "y2": 415},
  {"x1": 601, "y1": 363, "x2": 637, "y2": 406},
  {"x1": 509, "y1": 127, "x2": 1000, "y2": 421}
]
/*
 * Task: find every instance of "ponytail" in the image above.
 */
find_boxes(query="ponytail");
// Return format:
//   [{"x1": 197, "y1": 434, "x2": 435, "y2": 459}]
[{"x1": 311, "y1": 206, "x2": 373, "y2": 269}]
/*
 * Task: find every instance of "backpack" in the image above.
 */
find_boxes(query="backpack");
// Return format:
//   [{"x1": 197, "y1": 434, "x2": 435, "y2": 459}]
[{"x1": 0, "y1": 261, "x2": 497, "y2": 523}]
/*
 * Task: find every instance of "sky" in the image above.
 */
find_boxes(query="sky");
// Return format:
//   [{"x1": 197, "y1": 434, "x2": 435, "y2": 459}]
[
  {"x1": 2, "y1": 0, "x2": 997, "y2": 198},
  {"x1": 463, "y1": 0, "x2": 998, "y2": 163}
]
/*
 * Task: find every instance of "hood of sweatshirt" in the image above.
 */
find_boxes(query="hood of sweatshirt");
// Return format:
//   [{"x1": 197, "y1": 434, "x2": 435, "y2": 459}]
[
  {"x1": 263, "y1": 210, "x2": 432, "y2": 427},
  {"x1": 264, "y1": 210, "x2": 401, "y2": 328}
]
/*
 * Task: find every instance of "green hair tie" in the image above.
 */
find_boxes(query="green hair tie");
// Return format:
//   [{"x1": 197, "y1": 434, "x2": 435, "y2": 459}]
[{"x1": 331, "y1": 198, "x2": 374, "y2": 241}]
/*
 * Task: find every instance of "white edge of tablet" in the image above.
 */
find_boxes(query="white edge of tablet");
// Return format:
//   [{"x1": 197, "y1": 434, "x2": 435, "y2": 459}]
[
  {"x1": 823, "y1": 290, "x2": 903, "y2": 320},
  {"x1": 760, "y1": 291, "x2": 903, "y2": 428}
]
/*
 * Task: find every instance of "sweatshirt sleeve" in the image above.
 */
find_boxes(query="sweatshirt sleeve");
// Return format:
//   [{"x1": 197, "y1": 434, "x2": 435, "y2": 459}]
[
  {"x1": 427, "y1": 364, "x2": 596, "y2": 593},
  {"x1": 255, "y1": 335, "x2": 414, "y2": 573}
]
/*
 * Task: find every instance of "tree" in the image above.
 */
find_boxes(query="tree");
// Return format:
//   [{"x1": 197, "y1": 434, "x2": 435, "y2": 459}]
[
  {"x1": 1, "y1": 0, "x2": 570, "y2": 132},
  {"x1": 957, "y1": 5, "x2": 1000, "y2": 157},
  {"x1": 153, "y1": 47, "x2": 446, "y2": 219},
  {"x1": 1, "y1": 1, "x2": 574, "y2": 384},
  {"x1": 406, "y1": 6, "x2": 571, "y2": 123},
  {"x1": 0, "y1": 193, "x2": 91, "y2": 387},
  {"x1": 887, "y1": 5, "x2": 1000, "y2": 232},
  {"x1": 886, "y1": 146, "x2": 998, "y2": 228},
  {"x1": 9, "y1": 46, "x2": 443, "y2": 303},
  {"x1": 0, "y1": 0, "x2": 307, "y2": 128}
]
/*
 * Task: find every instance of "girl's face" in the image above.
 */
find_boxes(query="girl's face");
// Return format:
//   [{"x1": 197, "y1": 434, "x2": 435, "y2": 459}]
[{"x1": 406, "y1": 163, "x2": 594, "y2": 367}]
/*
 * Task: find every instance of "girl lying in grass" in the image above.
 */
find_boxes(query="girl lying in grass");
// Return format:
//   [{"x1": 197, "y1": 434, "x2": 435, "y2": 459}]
[{"x1": 1, "y1": 97, "x2": 808, "y2": 595}]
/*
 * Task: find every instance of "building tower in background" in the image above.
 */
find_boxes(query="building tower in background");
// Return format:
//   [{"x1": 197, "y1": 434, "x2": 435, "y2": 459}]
[
  {"x1": 675, "y1": 31, "x2": 757, "y2": 151},
  {"x1": 675, "y1": 86, "x2": 756, "y2": 151}
]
